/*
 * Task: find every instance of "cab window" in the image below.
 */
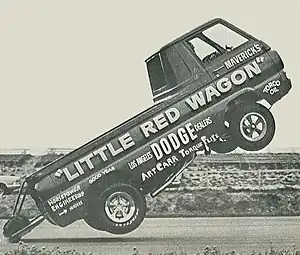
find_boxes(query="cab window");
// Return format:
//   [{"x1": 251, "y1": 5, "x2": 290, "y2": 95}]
[
  {"x1": 186, "y1": 23, "x2": 249, "y2": 65},
  {"x1": 146, "y1": 53, "x2": 168, "y2": 96}
]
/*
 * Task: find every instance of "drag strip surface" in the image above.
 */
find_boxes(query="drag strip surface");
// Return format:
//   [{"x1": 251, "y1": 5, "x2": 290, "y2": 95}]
[{"x1": 0, "y1": 217, "x2": 299, "y2": 254}]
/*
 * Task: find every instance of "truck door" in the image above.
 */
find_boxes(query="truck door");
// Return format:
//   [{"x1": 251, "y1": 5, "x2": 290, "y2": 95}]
[
  {"x1": 184, "y1": 20, "x2": 278, "y2": 133},
  {"x1": 141, "y1": 43, "x2": 215, "y2": 193},
  {"x1": 185, "y1": 20, "x2": 271, "y2": 95}
]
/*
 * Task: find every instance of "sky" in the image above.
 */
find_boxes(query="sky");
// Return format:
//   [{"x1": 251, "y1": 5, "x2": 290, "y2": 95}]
[{"x1": 0, "y1": 0, "x2": 299, "y2": 152}]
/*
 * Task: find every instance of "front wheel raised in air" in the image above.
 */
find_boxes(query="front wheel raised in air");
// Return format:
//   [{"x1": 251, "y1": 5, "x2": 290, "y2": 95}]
[
  {"x1": 230, "y1": 104, "x2": 275, "y2": 151},
  {"x1": 85, "y1": 181, "x2": 146, "y2": 235}
]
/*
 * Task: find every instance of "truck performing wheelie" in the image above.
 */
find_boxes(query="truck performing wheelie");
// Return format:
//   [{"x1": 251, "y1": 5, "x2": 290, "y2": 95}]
[{"x1": 3, "y1": 18, "x2": 292, "y2": 242}]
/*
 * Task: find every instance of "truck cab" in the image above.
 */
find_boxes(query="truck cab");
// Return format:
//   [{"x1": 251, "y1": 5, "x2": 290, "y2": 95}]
[
  {"x1": 146, "y1": 18, "x2": 291, "y2": 152},
  {"x1": 3, "y1": 18, "x2": 292, "y2": 243}
]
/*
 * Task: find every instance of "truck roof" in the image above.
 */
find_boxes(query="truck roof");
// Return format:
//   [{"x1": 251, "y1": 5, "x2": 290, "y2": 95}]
[
  {"x1": 145, "y1": 17, "x2": 258, "y2": 62},
  {"x1": 145, "y1": 18, "x2": 223, "y2": 62}
]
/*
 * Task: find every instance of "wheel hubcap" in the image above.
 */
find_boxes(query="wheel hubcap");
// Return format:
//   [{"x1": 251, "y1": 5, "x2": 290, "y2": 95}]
[
  {"x1": 104, "y1": 192, "x2": 135, "y2": 223},
  {"x1": 240, "y1": 112, "x2": 267, "y2": 142}
]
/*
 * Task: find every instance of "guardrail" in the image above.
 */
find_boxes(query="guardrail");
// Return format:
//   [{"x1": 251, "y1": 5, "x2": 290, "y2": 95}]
[
  {"x1": 195, "y1": 153, "x2": 300, "y2": 165},
  {"x1": 168, "y1": 167, "x2": 300, "y2": 192}
]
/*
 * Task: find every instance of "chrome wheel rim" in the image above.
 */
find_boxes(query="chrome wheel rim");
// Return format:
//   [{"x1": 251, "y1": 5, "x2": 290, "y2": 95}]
[
  {"x1": 239, "y1": 112, "x2": 267, "y2": 142},
  {"x1": 104, "y1": 192, "x2": 135, "y2": 223}
]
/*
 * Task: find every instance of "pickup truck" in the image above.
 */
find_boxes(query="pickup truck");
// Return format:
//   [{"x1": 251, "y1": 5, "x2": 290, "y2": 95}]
[{"x1": 3, "y1": 18, "x2": 292, "y2": 242}]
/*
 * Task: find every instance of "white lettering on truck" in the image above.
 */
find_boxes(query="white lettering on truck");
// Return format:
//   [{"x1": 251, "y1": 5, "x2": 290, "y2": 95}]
[
  {"x1": 88, "y1": 166, "x2": 115, "y2": 184},
  {"x1": 224, "y1": 44, "x2": 262, "y2": 69},
  {"x1": 140, "y1": 108, "x2": 180, "y2": 138},
  {"x1": 128, "y1": 151, "x2": 153, "y2": 170},
  {"x1": 150, "y1": 122, "x2": 198, "y2": 160},
  {"x1": 47, "y1": 185, "x2": 84, "y2": 212},
  {"x1": 56, "y1": 108, "x2": 181, "y2": 182},
  {"x1": 141, "y1": 155, "x2": 179, "y2": 182},
  {"x1": 185, "y1": 60, "x2": 262, "y2": 111},
  {"x1": 55, "y1": 132, "x2": 135, "y2": 182},
  {"x1": 55, "y1": 60, "x2": 263, "y2": 183}
]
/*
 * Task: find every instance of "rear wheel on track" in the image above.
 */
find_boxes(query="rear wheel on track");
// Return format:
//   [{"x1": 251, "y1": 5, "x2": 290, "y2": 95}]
[{"x1": 85, "y1": 180, "x2": 146, "y2": 235}]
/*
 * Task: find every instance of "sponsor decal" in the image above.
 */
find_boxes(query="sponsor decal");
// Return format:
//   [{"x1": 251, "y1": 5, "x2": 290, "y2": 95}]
[
  {"x1": 224, "y1": 43, "x2": 262, "y2": 69},
  {"x1": 185, "y1": 60, "x2": 262, "y2": 111},
  {"x1": 88, "y1": 166, "x2": 115, "y2": 184},
  {"x1": 150, "y1": 122, "x2": 198, "y2": 161},
  {"x1": 178, "y1": 133, "x2": 219, "y2": 157},
  {"x1": 263, "y1": 80, "x2": 281, "y2": 95},
  {"x1": 47, "y1": 185, "x2": 84, "y2": 213},
  {"x1": 58, "y1": 209, "x2": 67, "y2": 216},
  {"x1": 141, "y1": 155, "x2": 179, "y2": 182},
  {"x1": 147, "y1": 115, "x2": 213, "y2": 162},
  {"x1": 69, "y1": 200, "x2": 83, "y2": 211},
  {"x1": 140, "y1": 116, "x2": 214, "y2": 182},
  {"x1": 128, "y1": 151, "x2": 153, "y2": 170},
  {"x1": 193, "y1": 117, "x2": 212, "y2": 131},
  {"x1": 141, "y1": 132, "x2": 219, "y2": 182}
]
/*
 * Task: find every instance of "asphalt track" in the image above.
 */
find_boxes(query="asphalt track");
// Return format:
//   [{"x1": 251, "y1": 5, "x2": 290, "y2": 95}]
[{"x1": 0, "y1": 217, "x2": 299, "y2": 254}]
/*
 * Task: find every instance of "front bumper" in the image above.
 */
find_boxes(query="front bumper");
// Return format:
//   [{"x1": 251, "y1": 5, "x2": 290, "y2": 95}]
[{"x1": 256, "y1": 70, "x2": 292, "y2": 106}]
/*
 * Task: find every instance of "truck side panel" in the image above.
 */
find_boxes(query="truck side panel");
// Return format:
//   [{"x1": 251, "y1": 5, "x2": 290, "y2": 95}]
[{"x1": 37, "y1": 50, "x2": 290, "y2": 226}]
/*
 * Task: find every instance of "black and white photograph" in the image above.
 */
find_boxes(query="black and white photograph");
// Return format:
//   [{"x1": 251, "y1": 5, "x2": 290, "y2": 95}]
[{"x1": 0, "y1": 1, "x2": 299, "y2": 254}]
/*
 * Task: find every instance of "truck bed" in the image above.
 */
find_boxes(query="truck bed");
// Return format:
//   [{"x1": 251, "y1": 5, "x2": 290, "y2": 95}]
[{"x1": 29, "y1": 85, "x2": 195, "y2": 182}]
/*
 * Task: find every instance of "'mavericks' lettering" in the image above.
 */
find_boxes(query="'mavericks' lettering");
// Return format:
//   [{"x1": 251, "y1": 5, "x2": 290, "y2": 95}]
[{"x1": 224, "y1": 43, "x2": 262, "y2": 69}]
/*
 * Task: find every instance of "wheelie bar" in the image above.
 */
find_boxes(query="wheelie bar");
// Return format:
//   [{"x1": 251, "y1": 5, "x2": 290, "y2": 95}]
[{"x1": 3, "y1": 214, "x2": 46, "y2": 242}]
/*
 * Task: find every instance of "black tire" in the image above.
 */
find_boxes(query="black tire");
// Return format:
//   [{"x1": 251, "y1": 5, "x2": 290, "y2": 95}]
[
  {"x1": 210, "y1": 132, "x2": 238, "y2": 153},
  {"x1": 85, "y1": 181, "x2": 146, "y2": 235},
  {"x1": 230, "y1": 104, "x2": 275, "y2": 151},
  {"x1": 84, "y1": 217, "x2": 106, "y2": 231}
]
